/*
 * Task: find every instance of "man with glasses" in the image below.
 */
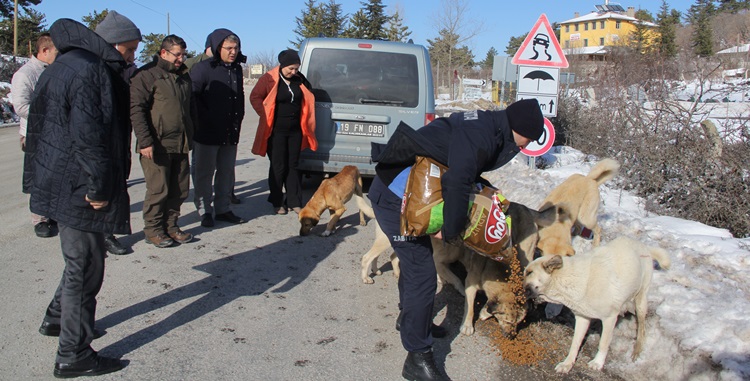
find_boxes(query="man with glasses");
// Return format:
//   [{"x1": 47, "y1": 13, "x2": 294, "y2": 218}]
[
  {"x1": 190, "y1": 28, "x2": 247, "y2": 227},
  {"x1": 130, "y1": 35, "x2": 194, "y2": 248}
]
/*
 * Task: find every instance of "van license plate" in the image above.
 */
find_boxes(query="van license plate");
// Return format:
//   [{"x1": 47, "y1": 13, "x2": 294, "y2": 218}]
[{"x1": 336, "y1": 122, "x2": 385, "y2": 137}]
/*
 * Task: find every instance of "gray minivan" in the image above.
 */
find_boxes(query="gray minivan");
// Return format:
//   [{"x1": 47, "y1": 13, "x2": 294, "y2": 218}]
[{"x1": 297, "y1": 38, "x2": 435, "y2": 176}]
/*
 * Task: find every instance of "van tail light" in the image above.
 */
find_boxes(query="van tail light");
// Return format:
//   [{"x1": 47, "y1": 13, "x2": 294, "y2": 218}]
[{"x1": 425, "y1": 113, "x2": 435, "y2": 125}]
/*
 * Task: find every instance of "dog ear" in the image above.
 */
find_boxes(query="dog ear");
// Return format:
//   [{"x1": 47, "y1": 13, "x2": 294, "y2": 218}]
[{"x1": 543, "y1": 255, "x2": 563, "y2": 273}]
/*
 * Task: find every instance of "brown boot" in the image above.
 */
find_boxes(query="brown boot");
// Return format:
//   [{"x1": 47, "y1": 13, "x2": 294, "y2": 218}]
[
  {"x1": 146, "y1": 233, "x2": 174, "y2": 248},
  {"x1": 168, "y1": 230, "x2": 193, "y2": 244}
]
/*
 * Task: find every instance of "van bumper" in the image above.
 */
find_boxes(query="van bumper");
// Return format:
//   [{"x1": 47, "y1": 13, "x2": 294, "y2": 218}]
[{"x1": 299, "y1": 151, "x2": 376, "y2": 176}]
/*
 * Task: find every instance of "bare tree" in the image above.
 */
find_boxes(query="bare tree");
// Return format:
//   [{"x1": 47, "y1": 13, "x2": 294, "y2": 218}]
[
  {"x1": 248, "y1": 49, "x2": 277, "y2": 73},
  {"x1": 428, "y1": 0, "x2": 483, "y2": 97}
]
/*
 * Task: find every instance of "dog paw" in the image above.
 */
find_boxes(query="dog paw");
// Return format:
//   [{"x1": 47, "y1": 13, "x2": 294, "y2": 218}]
[
  {"x1": 320, "y1": 230, "x2": 333, "y2": 237},
  {"x1": 587, "y1": 358, "x2": 604, "y2": 371},
  {"x1": 359, "y1": 220, "x2": 367, "y2": 226},
  {"x1": 460, "y1": 324, "x2": 475, "y2": 336},
  {"x1": 555, "y1": 362, "x2": 574, "y2": 373},
  {"x1": 362, "y1": 277, "x2": 375, "y2": 284}
]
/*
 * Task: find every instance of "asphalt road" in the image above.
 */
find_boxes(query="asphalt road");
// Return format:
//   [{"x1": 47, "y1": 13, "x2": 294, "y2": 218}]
[{"x1": 0, "y1": 86, "x2": 623, "y2": 381}]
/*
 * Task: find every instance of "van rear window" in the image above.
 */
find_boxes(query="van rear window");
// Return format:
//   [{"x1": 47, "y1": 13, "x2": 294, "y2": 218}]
[{"x1": 306, "y1": 48, "x2": 419, "y2": 108}]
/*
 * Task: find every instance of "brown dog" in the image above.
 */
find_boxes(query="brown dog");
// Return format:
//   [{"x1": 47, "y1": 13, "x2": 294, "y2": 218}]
[
  {"x1": 536, "y1": 158, "x2": 620, "y2": 256},
  {"x1": 299, "y1": 166, "x2": 374, "y2": 236}
]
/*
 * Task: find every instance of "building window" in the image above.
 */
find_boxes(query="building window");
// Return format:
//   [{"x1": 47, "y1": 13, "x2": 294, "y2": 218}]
[
  {"x1": 585, "y1": 23, "x2": 589, "y2": 31},
  {"x1": 575, "y1": 24, "x2": 579, "y2": 31},
  {"x1": 565, "y1": 25, "x2": 569, "y2": 32},
  {"x1": 601, "y1": 21, "x2": 605, "y2": 28},
  {"x1": 616, "y1": 20, "x2": 621, "y2": 29},
  {"x1": 584, "y1": 39, "x2": 588, "y2": 47},
  {"x1": 600, "y1": 37, "x2": 605, "y2": 45},
  {"x1": 592, "y1": 22, "x2": 596, "y2": 30}
]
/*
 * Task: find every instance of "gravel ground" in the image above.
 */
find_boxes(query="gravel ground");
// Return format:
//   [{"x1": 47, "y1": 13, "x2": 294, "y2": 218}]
[{"x1": 0, "y1": 86, "x2": 625, "y2": 381}]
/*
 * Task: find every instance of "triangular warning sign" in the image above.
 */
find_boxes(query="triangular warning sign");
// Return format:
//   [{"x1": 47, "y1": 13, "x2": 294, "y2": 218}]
[{"x1": 512, "y1": 14, "x2": 569, "y2": 68}]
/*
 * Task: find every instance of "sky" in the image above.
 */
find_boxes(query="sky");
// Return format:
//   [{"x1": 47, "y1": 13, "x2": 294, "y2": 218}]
[{"x1": 34, "y1": 0, "x2": 697, "y2": 64}]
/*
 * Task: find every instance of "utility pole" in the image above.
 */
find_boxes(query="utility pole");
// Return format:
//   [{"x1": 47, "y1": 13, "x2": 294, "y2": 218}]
[
  {"x1": 13, "y1": 0, "x2": 18, "y2": 56},
  {"x1": 167, "y1": 12, "x2": 170, "y2": 35}
]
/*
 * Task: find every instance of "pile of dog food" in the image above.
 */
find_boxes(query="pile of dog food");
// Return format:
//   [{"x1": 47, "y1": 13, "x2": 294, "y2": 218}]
[{"x1": 483, "y1": 253, "x2": 566, "y2": 366}]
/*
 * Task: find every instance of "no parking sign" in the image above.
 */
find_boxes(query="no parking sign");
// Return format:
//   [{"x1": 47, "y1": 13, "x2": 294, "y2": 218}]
[{"x1": 521, "y1": 118, "x2": 555, "y2": 157}]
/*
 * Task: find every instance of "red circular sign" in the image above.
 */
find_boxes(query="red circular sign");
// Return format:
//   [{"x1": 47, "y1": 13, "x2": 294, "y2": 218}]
[{"x1": 521, "y1": 117, "x2": 555, "y2": 157}]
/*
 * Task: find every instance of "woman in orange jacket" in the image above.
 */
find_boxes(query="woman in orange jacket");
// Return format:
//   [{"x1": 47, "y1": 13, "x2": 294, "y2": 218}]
[{"x1": 250, "y1": 49, "x2": 317, "y2": 215}]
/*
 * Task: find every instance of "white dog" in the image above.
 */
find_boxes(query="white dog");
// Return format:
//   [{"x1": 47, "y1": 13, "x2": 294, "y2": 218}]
[{"x1": 523, "y1": 236, "x2": 670, "y2": 373}]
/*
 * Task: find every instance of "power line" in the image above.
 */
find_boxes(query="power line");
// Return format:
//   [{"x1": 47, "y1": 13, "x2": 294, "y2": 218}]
[{"x1": 127, "y1": 0, "x2": 200, "y2": 49}]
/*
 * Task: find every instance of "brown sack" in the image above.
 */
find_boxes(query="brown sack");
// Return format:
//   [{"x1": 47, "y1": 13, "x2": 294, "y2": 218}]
[
  {"x1": 400, "y1": 156, "x2": 448, "y2": 236},
  {"x1": 462, "y1": 187, "x2": 514, "y2": 262}
]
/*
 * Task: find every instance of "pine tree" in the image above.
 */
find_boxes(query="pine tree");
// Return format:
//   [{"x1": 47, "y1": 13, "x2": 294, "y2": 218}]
[
  {"x1": 81, "y1": 9, "x2": 108, "y2": 30},
  {"x1": 717, "y1": 0, "x2": 750, "y2": 13},
  {"x1": 321, "y1": 0, "x2": 346, "y2": 38},
  {"x1": 630, "y1": 9, "x2": 654, "y2": 54},
  {"x1": 0, "y1": 7, "x2": 46, "y2": 56},
  {"x1": 0, "y1": 0, "x2": 41, "y2": 19},
  {"x1": 385, "y1": 10, "x2": 411, "y2": 42},
  {"x1": 343, "y1": 9, "x2": 368, "y2": 39},
  {"x1": 656, "y1": 0, "x2": 680, "y2": 58},
  {"x1": 362, "y1": 0, "x2": 388, "y2": 40},
  {"x1": 480, "y1": 47, "x2": 497, "y2": 70},
  {"x1": 505, "y1": 34, "x2": 527, "y2": 56},
  {"x1": 138, "y1": 33, "x2": 166, "y2": 63},
  {"x1": 689, "y1": 0, "x2": 715, "y2": 56},
  {"x1": 291, "y1": 0, "x2": 325, "y2": 47}
]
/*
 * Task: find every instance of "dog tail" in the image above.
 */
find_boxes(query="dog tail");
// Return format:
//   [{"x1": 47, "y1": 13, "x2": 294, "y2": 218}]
[
  {"x1": 587, "y1": 158, "x2": 620, "y2": 186},
  {"x1": 649, "y1": 246, "x2": 671, "y2": 270}
]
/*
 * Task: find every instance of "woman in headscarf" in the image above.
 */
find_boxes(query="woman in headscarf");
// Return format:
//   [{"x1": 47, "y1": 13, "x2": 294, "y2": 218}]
[{"x1": 250, "y1": 49, "x2": 317, "y2": 215}]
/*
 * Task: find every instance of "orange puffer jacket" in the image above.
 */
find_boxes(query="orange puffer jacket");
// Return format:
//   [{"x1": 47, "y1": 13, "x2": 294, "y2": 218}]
[{"x1": 250, "y1": 66, "x2": 317, "y2": 156}]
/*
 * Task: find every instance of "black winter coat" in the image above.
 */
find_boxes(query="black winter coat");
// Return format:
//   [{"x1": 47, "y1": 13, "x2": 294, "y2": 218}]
[
  {"x1": 23, "y1": 18, "x2": 132, "y2": 235},
  {"x1": 190, "y1": 28, "x2": 246, "y2": 145},
  {"x1": 371, "y1": 110, "x2": 520, "y2": 242}
]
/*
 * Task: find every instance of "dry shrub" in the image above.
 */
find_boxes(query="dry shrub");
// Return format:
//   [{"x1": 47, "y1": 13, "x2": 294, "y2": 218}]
[{"x1": 557, "y1": 51, "x2": 750, "y2": 238}]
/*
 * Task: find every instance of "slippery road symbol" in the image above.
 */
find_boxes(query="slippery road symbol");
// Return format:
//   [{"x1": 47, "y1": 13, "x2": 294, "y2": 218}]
[{"x1": 530, "y1": 33, "x2": 552, "y2": 61}]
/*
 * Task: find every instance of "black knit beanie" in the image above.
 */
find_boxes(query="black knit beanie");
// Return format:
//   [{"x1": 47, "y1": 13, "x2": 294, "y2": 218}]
[
  {"x1": 506, "y1": 98, "x2": 544, "y2": 142},
  {"x1": 278, "y1": 49, "x2": 301, "y2": 68}
]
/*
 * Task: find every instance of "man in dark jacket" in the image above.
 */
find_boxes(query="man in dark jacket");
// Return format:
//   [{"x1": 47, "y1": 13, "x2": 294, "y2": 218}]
[
  {"x1": 131, "y1": 35, "x2": 194, "y2": 248},
  {"x1": 190, "y1": 28, "x2": 247, "y2": 227},
  {"x1": 24, "y1": 13, "x2": 140, "y2": 378},
  {"x1": 368, "y1": 99, "x2": 545, "y2": 381}
]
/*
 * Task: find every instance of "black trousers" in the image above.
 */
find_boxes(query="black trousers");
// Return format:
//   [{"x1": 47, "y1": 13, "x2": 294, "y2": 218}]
[
  {"x1": 369, "y1": 176, "x2": 436, "y2": 353},
  {"x1": 267, "y1": 127, "x2": 303, "y2": 209},
  {"x1": 44, "y1": 224, "x2": 106, "y2": 363}
]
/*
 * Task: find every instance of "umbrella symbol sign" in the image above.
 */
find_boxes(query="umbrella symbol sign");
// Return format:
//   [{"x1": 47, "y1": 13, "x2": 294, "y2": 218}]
[{"x1": 524, "y1": 70, "x2": 555, "y2": 91}]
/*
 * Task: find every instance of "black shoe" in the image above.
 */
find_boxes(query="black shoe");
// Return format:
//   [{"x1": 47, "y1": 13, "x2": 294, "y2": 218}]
[
  {"x1": 34, "y1": 222, "x2": 53, "y2": 238},
  {"x1": 402, "y1": 350, "x2": 451, "y2": 381},
  {"x1": 39, "y1": 322, "x2": 105, "y2": 339},
  {"x1": 396, "y1": 311, "x2": 448, "y2": 338},
  {"x1": 104, "y1": 235, "x2": 128, "y2": 255},
  {"x1": 201, "y1": 214, "x2": 214, "y2": 227},
  {"x1": 230, "y1": 194, "x2": 241, "y2": 204},
  {"x1": 215, "y1": 211, "x2": 247, "y2": 224},
  {"x1": 54, "y1": 353, "x2": 125, "y2": 378}
]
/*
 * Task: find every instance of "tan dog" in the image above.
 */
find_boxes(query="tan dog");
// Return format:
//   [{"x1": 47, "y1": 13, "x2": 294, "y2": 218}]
[
  {"x1": 299, "y1": 166, "x2": 374, "y2": 236},
  {"x1": 536, "y1": 158, "x2": 620, "y2": 256},
  {"x1": 360, "y1": 221, "x2": 399, "y2": 284},
  {"x1": 433, "y1": 202, "x2": 558, "y2": 337},
  {"x1": 524, "y1": 236, "x2": 670, "y2": 373}
]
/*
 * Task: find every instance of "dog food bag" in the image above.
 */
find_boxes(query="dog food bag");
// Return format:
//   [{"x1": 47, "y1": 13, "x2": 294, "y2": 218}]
[
  {"x1": 400, "y1": 156, "x2": 448, "y2": 236},
  {"x1": 462, "y1": 187, "x2": 514, "y2": 262}
]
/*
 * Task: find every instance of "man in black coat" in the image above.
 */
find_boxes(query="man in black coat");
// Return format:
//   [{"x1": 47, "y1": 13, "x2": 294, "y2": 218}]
[
  {"x1": 368, "y1": 99, "x2": 545, "y2": 381},
  {"x1": 190, "y1": 28, "x2": 247, "y2": 227},
  {"x1": 24, "y1": 12, "x2": 141, "y2": 378}
]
